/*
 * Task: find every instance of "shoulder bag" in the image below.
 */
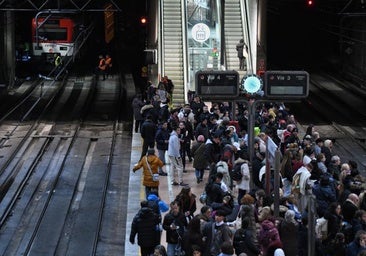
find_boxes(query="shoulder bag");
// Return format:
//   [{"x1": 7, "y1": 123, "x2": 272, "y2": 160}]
[{"x1": 146, "y1": 157, "x2": 159, "y2": 181}]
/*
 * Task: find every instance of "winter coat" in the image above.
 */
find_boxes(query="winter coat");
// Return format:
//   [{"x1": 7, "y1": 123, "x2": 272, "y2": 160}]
[
  {"x1": 132, "y1": 97, "x2": 144, "y2": 121},
  {"x1": 233, "y1": 228, "x2": 260, "y2": 256},
  {"x1": 195, "y1": 122, "x2": 209, "y2": 141},
  {"x1": 155, "y1": 126, "x2": 170, "y2": 151},
  {"x1": 202, "y1": 222, "x2": 232, "y2": 256},
  {"x1": 191, "y1": 141, "x2": 207, "y2": 170},
  {"x1": 342, "y1": 199, "x2": 359, "y2": 223},
  {"x1": 204, "y1": 139, "x2": 222, "y2": 165},
  {"x1": 235, "y1": 159, "x2": 251, "y2": 191},
  {"x1": 133, "y1": 155, "x2": 164, "y2": 187},
  {"x1": 162, "y1": 211, "x2": 187, "y2": 244},
  {"x1": 312, "y1": 182, "x2": 337, "y2": 217},
  {"x1": 278, "y1": 219, "x2": 298, "y2": 256},
  {"x1": 175, "y1": 193, "x2": 197, "y2": 217},
  {"x1": 345, "y1": 240, "x2": 366, "y2": 256},
  {"x1": 129, "y1": 207, "x2": 160, "y2": 247},
  {"x1": 141, "y1": 119, "x2": 157, "y2": 144}
]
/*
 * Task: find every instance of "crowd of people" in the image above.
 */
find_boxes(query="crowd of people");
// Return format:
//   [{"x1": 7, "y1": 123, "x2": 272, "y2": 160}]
[{"x1": 130, "y1": 80, "x2": 366, "y2": 256}]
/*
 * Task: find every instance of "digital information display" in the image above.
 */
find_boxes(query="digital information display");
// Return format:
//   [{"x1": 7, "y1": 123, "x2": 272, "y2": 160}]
[
  {"x1": 265, "y1": 71, "x2": 309, "y2": 99},
  {"x1": 195, "y1": 70, "x2": 239, "y2": 98}
]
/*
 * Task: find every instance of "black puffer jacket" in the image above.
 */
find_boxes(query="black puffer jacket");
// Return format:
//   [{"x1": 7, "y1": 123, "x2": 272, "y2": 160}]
[{"x1": 129, "y1": 207, "x2": 160, "y2": 247}]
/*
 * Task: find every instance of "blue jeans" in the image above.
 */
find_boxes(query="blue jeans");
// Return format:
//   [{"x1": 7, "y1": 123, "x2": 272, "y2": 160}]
[
  {"x1": 167, "y1": 243, "x2": 178, "y2": 256},
  {"x1": 158, "y1": 149, "x2": 166, "y2": 172},
  {"x1": 195, "y1": 168, "x2": 204, "y2": 179}
]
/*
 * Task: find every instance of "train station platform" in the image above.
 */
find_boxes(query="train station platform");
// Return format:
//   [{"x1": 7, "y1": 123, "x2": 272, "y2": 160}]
[{"x1": 125, "y1": 130, "x2": 208, "y2": 255}]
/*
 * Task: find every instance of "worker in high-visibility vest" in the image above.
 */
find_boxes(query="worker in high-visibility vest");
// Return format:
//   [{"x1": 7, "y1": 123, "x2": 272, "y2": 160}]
[
  {"x1": 105, "y1": 54, "x2": 112, "y2": 78},
  {"x1": 54, "y1": 54, "x2": 62, "y2": 74},
  {"x1": 96, "y1": 55, "x2": 106, "y2": 80}
]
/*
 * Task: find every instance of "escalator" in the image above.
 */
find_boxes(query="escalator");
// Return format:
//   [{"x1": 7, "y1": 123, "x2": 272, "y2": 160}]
[
  {"x1": 224, "y1": 0, "x2": 247, "y2": 76},
  {"x1": 160, "y1": 0, "x2": 186, "y2": 106}
]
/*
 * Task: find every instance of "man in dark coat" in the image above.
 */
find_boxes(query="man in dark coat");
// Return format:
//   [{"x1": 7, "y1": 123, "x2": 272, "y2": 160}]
[
  {"x1": 132, "y1": 94, "x2": 145, "y2": 133},
  {"x1": 140, "y1": 115, "x2": 157, "y2": 159},
  {"x1": 162, "y1": 200, "x2": 188, "y2": 255},
  {"x1": 155, "y1": 121, "x2": 169, "y2": 175},
  {"x1": 342, "y1": 193, "x2": 360, "y2": 223},
  {"x1": 130, "y1": 201, "x2": 161, "y2": 256},
  {"x1": 202, "y1": 210, "x2": 232, "y2": 256}
]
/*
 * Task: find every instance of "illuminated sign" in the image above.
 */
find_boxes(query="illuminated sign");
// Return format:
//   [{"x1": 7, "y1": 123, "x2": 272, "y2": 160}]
[
  {"x1": 195, "y1": 70, "x2": 239, "y2": 98},
  {"x1": 265, "y1": 71, "x2": 309, "y2": 99}
]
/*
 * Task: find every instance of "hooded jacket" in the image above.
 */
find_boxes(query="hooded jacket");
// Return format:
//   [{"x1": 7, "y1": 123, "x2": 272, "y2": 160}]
[
  {"x1": 133, "y1": 154, "x2": 164, "y2": 187},
  {"x1": 130, "y1": 207, "x2": 160, "y2": 247}
]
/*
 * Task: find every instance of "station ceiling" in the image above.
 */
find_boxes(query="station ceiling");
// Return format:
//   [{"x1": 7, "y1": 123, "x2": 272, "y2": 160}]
[
  {"x1": 1, "y1": 0, "x2": 364, "y2": 13},
  {"x1": 0, "y1": 0, "x2": 122, "y2": 11}
]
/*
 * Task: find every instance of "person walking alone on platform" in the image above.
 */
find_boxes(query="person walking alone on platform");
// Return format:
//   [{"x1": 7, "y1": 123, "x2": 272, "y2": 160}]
[{"x1": 236, "y1": 39, "x2": 248, "y2": 70}]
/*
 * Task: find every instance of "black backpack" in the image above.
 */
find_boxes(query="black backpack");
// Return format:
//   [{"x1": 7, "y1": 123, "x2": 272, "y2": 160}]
[{"x1": 230, "y1": 163, "x2": 243, "y2": 181}]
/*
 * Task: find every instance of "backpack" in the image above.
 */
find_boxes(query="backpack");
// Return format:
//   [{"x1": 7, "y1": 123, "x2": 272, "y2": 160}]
[
  {"x1": 291, "y1": 172, "x2": 301, "y2": 195},
  {"x1": 208, "y1": 162, "x2": 223, "y2": 181},
  {"x1": 315, "y1": 217, "x2": 328, "y2": 240},
  {"x1": 230, "y1": 163, "x2": 243, "y2": 181}
]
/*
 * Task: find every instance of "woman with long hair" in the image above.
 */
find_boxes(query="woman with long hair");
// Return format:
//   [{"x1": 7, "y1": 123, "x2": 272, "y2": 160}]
[
  {"x1": 175, "y1": 186, "x2": 197, "y2": 220},
  {"x1": 280, "y1": 150, "x2": 294, "y2": 197}
]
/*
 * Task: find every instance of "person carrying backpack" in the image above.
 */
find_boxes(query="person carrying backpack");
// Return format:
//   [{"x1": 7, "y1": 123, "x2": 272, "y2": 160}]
[
  {"x1": 233, "y1": 157, "x2": 250, "y2": 204},
  {"x1": 205, "y1": 173, "x2": 227, "y2": 206}
]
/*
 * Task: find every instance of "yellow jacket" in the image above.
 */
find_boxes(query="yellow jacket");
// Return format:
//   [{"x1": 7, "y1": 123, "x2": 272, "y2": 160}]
[{"x1": 133, "y1": 155, "x2": 164, "y2": 187}]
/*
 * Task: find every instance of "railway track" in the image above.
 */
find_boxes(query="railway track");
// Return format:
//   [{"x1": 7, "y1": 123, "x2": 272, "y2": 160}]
[
  {"x1": 0, "y1": 73, "x2": 130, "y2": 255},
  {"x1": 290, "y1": 71, "x2": 366, "y2": 172}
]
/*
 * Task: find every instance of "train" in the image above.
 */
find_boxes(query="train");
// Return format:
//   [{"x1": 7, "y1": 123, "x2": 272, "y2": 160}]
[{"x1": 31, "y1": 17, "x2": 76, "y2": 65}]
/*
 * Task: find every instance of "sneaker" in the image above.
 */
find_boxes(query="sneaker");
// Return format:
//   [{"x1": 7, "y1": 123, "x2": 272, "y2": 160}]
[
  {"x1": 179, "y1": 182, "x2": 188, "y2": 186},
  {"x1": 171, "y1": 181, "x2": 179, "y2": 186},
  {"x1": 196, "y1": 177, "x2": 200, "y2": 184},
  {"x1": 159, "y1": 172, "x2": 167, "y2": 176}
]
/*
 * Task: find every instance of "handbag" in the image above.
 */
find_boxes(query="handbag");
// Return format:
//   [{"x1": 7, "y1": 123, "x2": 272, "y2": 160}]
[
  {"x1": 175, "y1": 229, "x2": 185, "y2": 256},
  {"x1": 227, "y1": 205, "x2": 242, "y2": 232},
  {"x1": 199, "y1": 191, "x2": 207, "y2": 204},
  {"x1": 146, "y1": 157, "x2": 159, "y2": 181}
]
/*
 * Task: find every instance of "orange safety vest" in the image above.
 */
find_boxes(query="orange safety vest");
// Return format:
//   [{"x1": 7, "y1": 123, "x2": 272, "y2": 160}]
[
  {"x1": 105, "y1": 57, "x2": 112, "y2": 68},
  {"x1": 98, "y1": 58, "x2": 106, "y2": 70}
]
